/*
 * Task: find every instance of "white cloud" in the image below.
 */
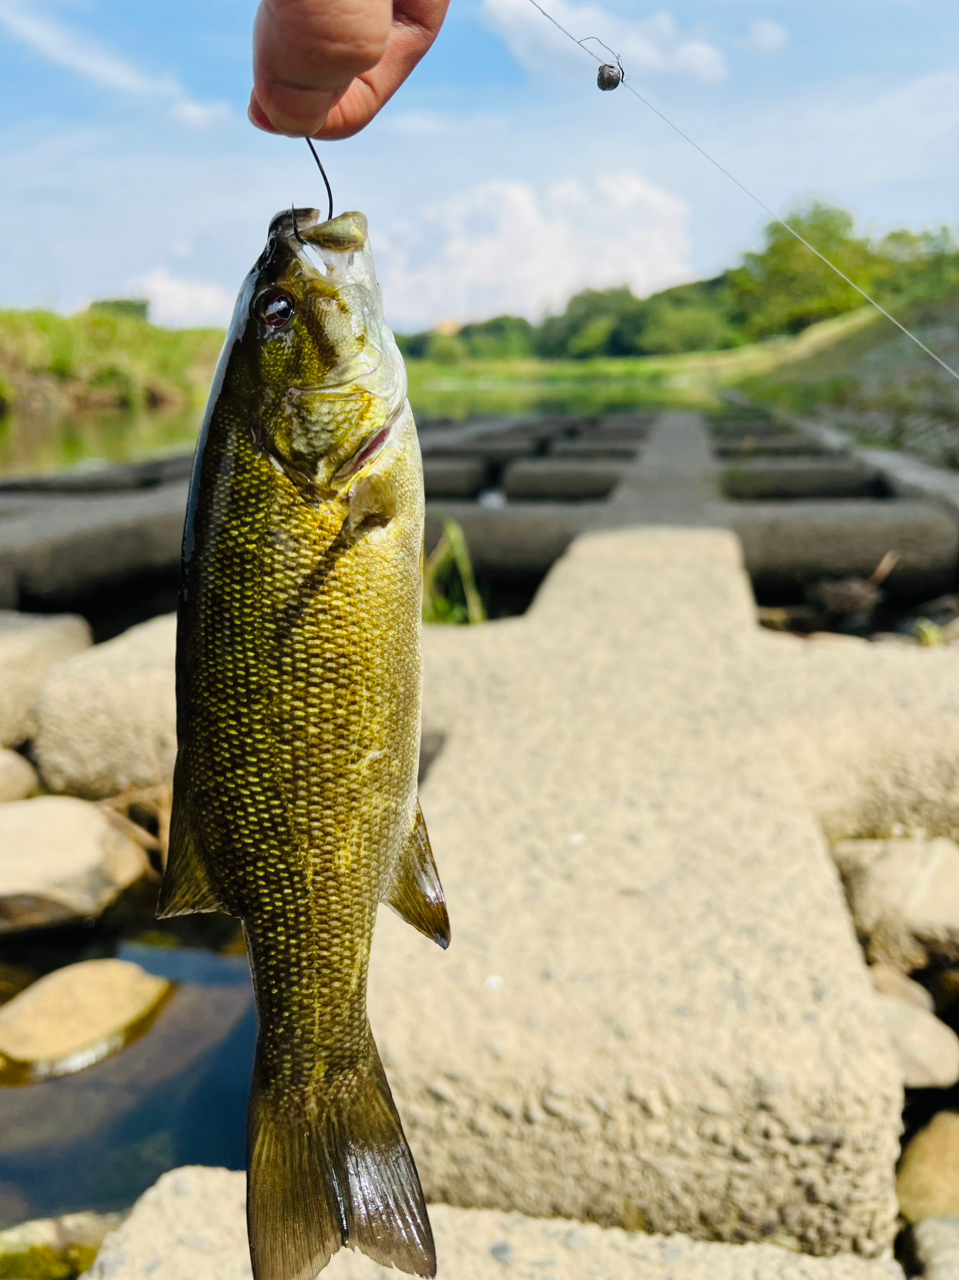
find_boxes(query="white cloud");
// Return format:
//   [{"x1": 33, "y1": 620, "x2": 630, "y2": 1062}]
[
  {"x1": 132, "y1": 267, "x2": 236, "y2": 328},
  {"x1": 481, "y1": 0, "x2": 727, "y2": 83},
  {"x1": 0, "y1": 1, "x2": 229, "y2": 127},
  {"x1": 743, "y1": 19, "x2": 788, "y2": 55},
  {"x1": 375, "y1": 172, "x2": 693, "y2": 330}
]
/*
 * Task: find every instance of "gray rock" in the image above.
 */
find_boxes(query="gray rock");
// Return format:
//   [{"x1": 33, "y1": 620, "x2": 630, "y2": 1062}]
[
  {"x1": 0, "y1": 795, "x2": 146, "y2": 930},
  {"x1": 875, "y1": 994, "x2": 959, "y2": 1088},
  {"x1": 0, "y1": 959, "x2": 170, "y2": 1078},
  {"x1": 86, "y1": 1167, "x2": 905, "y2": 1280},
  {"x1": 912, "y1": 1217, "x2": 959, "y2": 1280},
  {"x1": 0, "y1": 749, "x2": 39, "y2": 802},
  {"x1": 34, "y1": 615, "x2": 177, "y2": 798},
  {"x1": 0, "y1": 611, "x2": 91, "y2": 747},
  {"x1": 408, "y1": 528, "x2": 900, "y2": 1256},
  {"x1": 833, "y1": 837, "x2": 959, "y2": 968},
  {"x1": 868, "y1": 964, "x2": 933, "y2": 1011},
  {"x1": 898, "y1": 1112, "x2": 959, "y2": 1223}
]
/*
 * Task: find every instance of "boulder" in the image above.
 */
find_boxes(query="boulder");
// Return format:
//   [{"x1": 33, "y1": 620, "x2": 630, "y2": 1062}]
[
  {"x1": 0, "y1": 749, "x2": 39, "y2": 802},
  {"x1": 875, "y1": 995, "x2": 959, "y2": 1088},
  {"x1": 34, "y1": 615, "x2": 176, "y2": 798},
  {"x1": 911, "y1": 1217, "x2": 959, "y2": 1280},
  {"x1": 0, "y1": 959, "x2": 170, "y2": 1080},
  {"x1": 0, "y1": 796, "x2": 146, "y2": 930},
  {"x1": 86, "y1": 1166, "x2": 905, "y2": 1280},
  {"x1": 408, "y1": 528, "x2": 900, "y2": 1256},
  {"x1": 0, "y1": 612, "x2": 90, "y2": 747},
  {"x1": 869, "y1": 964, "x2": 933, "y2": 1011},
  {"x1": 833, "y1": 838, "x2": 959, "y2": 969},
  {"x1": 898, "y1": 1112, "x2": 959, "y2": 1223}
]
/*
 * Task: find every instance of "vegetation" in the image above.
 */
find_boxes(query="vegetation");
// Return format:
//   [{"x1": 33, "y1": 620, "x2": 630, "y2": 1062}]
[
  {"x1": 422, "y1": 520, "x2": 486, "y2": 625},
  {"x1": 396, "y1": 202, "x2": 959, "y2": 362},
  {"x1": 0, "y1": 304, "x2": 222, "y2": 418}
]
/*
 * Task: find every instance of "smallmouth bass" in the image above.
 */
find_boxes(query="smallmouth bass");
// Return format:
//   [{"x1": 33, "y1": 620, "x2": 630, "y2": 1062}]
[{"x1": 159, "y1": 208, "x2": 449, "y2": 1280}]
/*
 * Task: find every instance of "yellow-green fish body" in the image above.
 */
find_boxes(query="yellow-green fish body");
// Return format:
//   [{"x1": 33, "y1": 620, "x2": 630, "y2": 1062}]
[{"x1": 159, "y1": 209, "x2": 448, "y2": 1280}]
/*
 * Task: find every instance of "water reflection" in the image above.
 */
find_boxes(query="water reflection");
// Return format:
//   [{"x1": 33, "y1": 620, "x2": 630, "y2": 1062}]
[{"x1": 0, "y1": 405, "x2": 204, "y2": 478}]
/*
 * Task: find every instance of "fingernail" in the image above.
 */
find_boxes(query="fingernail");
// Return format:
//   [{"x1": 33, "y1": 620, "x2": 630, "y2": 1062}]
[{"x1": 248, "y1": 92, "x2": 280, "y2": 134}]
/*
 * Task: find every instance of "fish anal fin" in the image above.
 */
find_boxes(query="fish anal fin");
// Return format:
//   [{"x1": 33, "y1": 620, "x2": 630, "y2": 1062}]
[
  {"x1": 386, "y1": 801, "x2": 450, "y2": 949},
  {"x1": 247, "y1": 1031, "x2": 436, "y2": 1280},
  {"x1": 157, "y1": 789, "x2": 229, "y2": 918}
]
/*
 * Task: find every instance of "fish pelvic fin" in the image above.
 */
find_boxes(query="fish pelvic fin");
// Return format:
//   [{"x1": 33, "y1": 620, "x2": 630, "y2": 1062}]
[
  {"x1": 157, "y1": 773, "x2": 230, "y2": 918},
  {"x1": 247, "y1": 1034, "x2": 437, "y2": 1280},
  {"x1": 386, "y1": 801, "x2": 450, "y2": 949}
]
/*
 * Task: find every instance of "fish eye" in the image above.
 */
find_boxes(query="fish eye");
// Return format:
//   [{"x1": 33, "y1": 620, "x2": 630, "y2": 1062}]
[{"x1": 260, "y1": 289, "x2": 295, "y2": 329}]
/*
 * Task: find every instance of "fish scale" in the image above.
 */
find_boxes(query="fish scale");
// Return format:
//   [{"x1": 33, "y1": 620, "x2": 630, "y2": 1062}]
[{"x1": 158, "y1": 208, "x2": 449, "y2": 1280}]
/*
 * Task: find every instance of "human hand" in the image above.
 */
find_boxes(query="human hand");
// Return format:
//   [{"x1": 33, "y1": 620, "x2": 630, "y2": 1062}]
[{"x1": 250, "y1": 0, "x2": 450, "y2": 141}]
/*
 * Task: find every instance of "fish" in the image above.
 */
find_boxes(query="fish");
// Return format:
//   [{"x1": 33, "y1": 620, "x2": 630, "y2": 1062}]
[{"x1": 157, "y1": 207, "x2": 449, "y2": 1280}]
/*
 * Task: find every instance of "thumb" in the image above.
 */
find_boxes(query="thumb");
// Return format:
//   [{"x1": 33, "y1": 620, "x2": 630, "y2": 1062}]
[{"x1": 252, "y1": 0, "x2": 392, "y2": 136}]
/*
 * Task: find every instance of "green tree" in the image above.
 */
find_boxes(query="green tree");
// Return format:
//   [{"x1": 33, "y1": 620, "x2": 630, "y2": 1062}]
[{"x1": 726, "y1": 203, "x2": 878, "y2": 338}]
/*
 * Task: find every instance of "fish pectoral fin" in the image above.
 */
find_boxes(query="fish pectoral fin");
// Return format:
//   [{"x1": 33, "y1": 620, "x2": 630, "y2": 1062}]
[
  {"x1": 385, "y1": 801, "x2": 450, "y2": 949},
  {"x1": 347, "y1": 473, "x2": 397, "y2": 534},
  {"x1": 248, "y1": 1031, "x2": 436, "y2": 1280},
  {"x1": 156, "y1": 793, "x2": 230, "y2": 918}
]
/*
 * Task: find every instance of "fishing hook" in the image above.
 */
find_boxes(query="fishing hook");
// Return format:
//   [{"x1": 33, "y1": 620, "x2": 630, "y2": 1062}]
[
  {"x1": 291, "y1": 204, "x2": 307, "y2": 245},
  {"x1": 306, "y1": 137, "x2": 334, "y2": 222}
]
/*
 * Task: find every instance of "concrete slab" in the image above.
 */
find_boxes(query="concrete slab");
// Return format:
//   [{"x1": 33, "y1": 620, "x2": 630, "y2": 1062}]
[
  {"x1": 503, "y1": 460, "x2": 620, "y2": 501},
  {"x1": 0, "y1": 483, "x2": 188, "y2": 608},
  {"x1": 86, "y1": 1167, "x2": 906, "y2": 1280},
  {"x1": 731, "y1": 499, "x2": 959, "y2": 599},
  {"x1": 423, "y1": 459, "x2": 487, "y2": 499},
  {"x1": 720, "y1": 459, "x2": 883, "y2": 502},
  {"x1": 396, "y1": 527, "x2": 901, "y2": 1256},
  {"x1": 750, "y1": 629, "x2": 959, "y2": 845}
]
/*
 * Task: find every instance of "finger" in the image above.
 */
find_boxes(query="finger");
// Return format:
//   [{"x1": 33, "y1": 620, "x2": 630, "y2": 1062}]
[
  {"x1": 252, "y1": 0, "x2": 394, "y2": 136},
  {"x1": 310, "y1": 0, "x2": 450, "y2": 140}
]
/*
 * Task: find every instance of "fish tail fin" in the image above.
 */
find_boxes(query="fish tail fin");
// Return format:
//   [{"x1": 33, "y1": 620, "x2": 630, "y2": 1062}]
[{"x1": 247, "y1": 1036, "x2": 436, "y2": 1280}]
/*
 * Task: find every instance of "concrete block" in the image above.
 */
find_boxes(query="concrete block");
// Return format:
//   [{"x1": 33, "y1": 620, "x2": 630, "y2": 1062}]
[
  {"x1": 424, "y1": 506, "x2": 587, "y2": 575},
  {"x1": 86, "y1": 1167, "x2": 905, "y2": 1280},
  {"x1": 550, "y1": 439, "x2": 639, "y2": 459},
  {"x1": 722, "y1": 459, "x2": 884, "y2": 501},
  {"x1": 731, "y1": 499, "x2": 959, "y2": 599},
  {"x1": 503, "y1": 460, "x2": 621, "y2": 501},
  {"x1": 423, "y1": 459, "x2": 488, "y2": 499},
  {"x1": 0, "y1": 482, "x2": 189, "y2": 608},
  {"x1": 405, "y1": 528, "x2": 901, "y2": 1255}
]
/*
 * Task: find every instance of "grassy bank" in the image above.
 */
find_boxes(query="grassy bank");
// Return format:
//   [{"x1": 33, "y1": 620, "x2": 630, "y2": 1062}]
[
  {"x1": 0, "y1": 308, "x2": 223, "y2": 418},
  {"x1": 740, "y1": 296, "x2": 959, "y2": 469}
]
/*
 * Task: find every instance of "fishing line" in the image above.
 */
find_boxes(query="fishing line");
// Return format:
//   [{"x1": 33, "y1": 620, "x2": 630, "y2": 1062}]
[
  {"x1": 306, "y1": 137, "x2": 334, "y2": 222},
  {"x1": 525, "y1": 0, "x2": 959, "y2": 387}
]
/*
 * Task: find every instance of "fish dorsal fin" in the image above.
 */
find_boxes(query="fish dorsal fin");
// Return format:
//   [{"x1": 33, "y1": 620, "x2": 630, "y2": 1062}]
[
  {"x1": 385, "y1": 802, "x2": 450, "y2": 949},
  {"x1": 157, "y1": 785, "x2": 231, "y2": 918}
]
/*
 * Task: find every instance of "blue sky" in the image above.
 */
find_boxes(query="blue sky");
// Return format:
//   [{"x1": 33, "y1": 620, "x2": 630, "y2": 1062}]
[{"x1": 0, "y1": 0, "x2": 956, "y2": 329}]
